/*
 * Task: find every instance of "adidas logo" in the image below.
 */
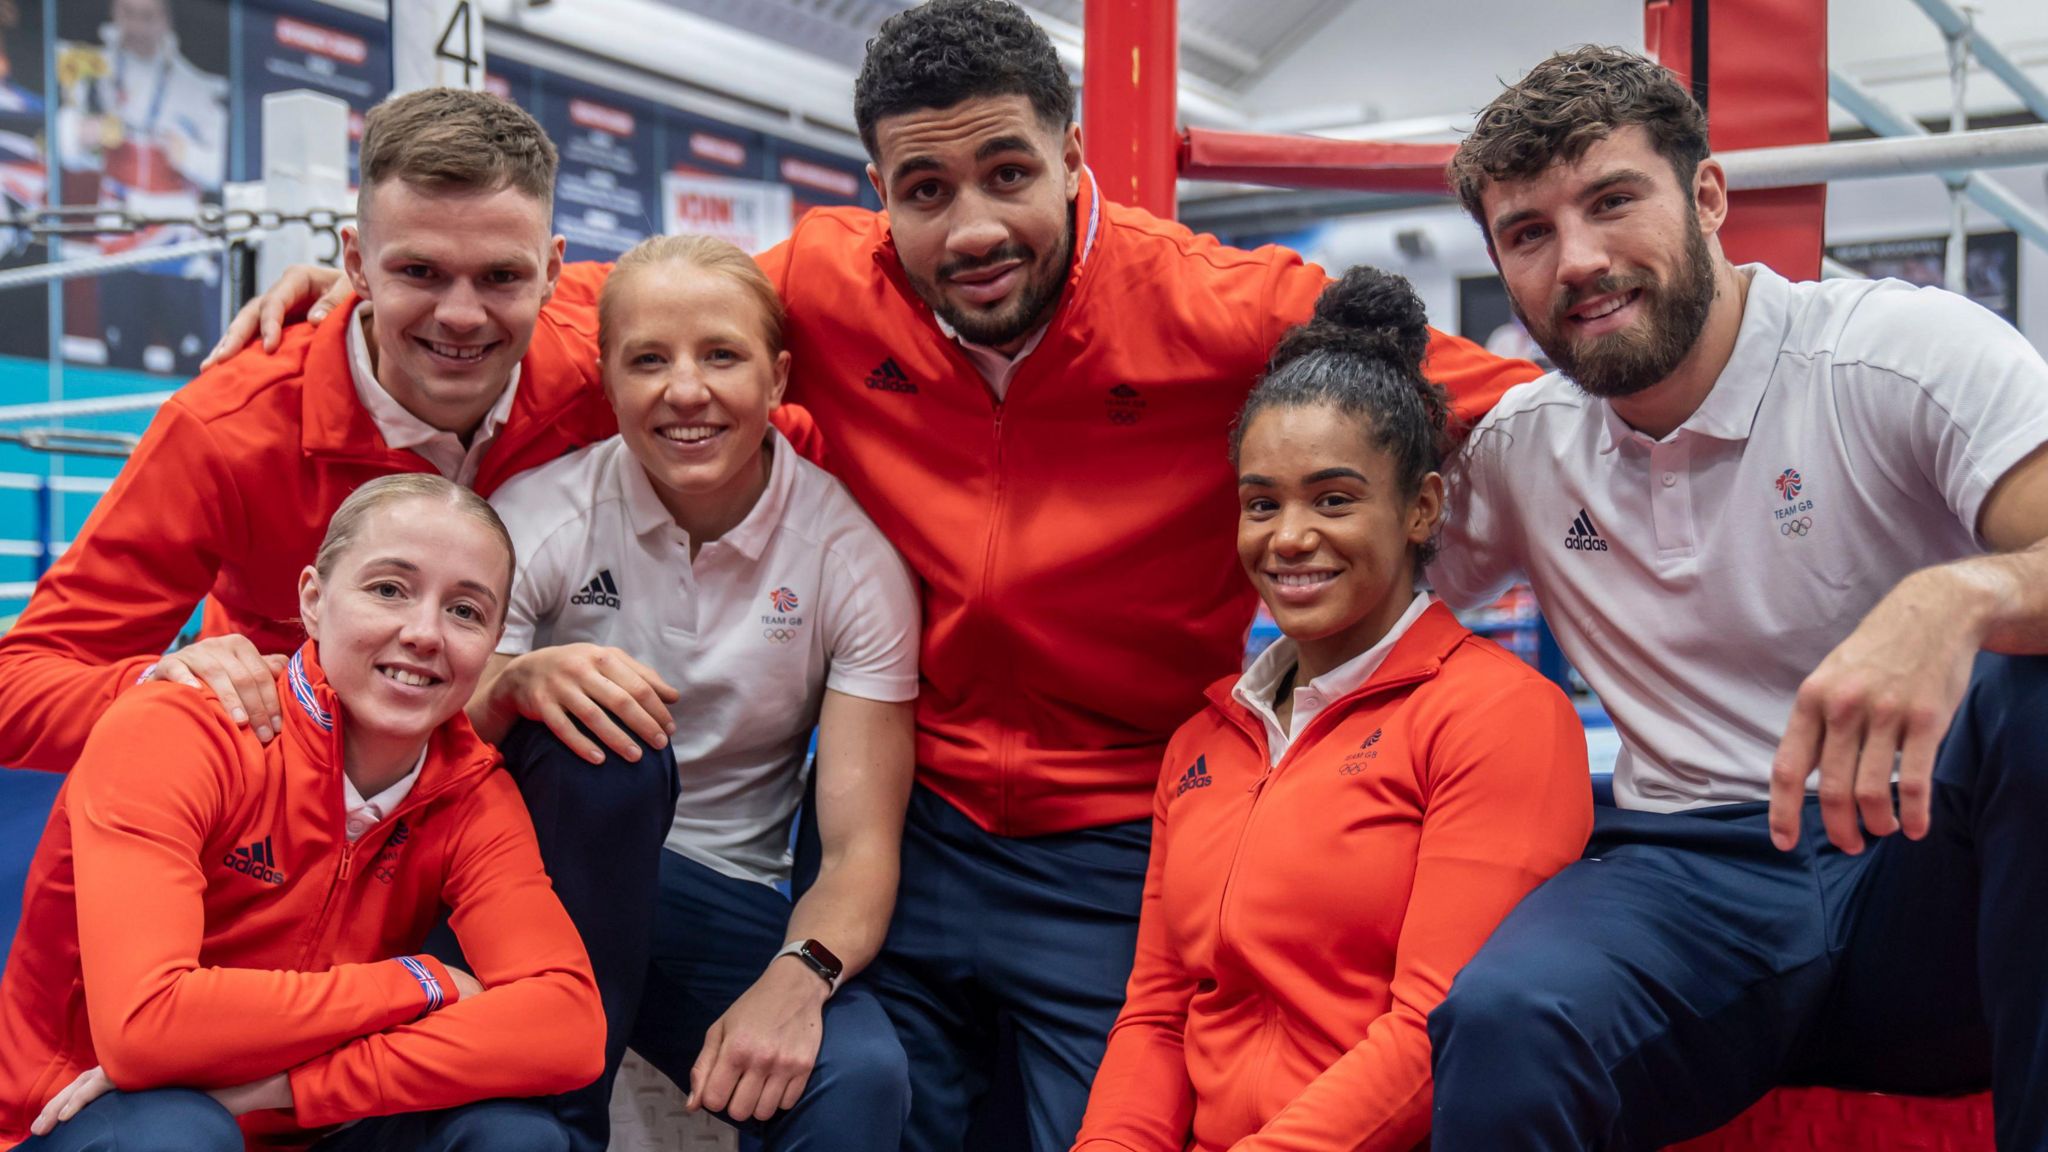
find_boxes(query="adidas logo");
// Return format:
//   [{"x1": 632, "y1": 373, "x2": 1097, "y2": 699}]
[
  {"x1": 864, "y1": 358, "x2": 917, "y2": 393},
  {"x1": 571, "y1": 569, "x2": 622, "y2": 609},
  {"x1": 1361, "y1": 728, "x2": 1382, "y2": 749},
  {"x1": 223, "y1": 836, "x2": 287, "y2": 886},
  {"x1": 1173, "y1": 755, "x2": 1213, "y2": 798},
  {"x1": 1564, "y1": 508, "x2": 1610, "y2": 552}
]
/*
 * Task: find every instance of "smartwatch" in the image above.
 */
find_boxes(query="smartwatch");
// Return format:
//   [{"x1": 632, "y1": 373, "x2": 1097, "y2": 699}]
[{"x1": 776, "y1": 938, "x2": 844, "y2": 992}]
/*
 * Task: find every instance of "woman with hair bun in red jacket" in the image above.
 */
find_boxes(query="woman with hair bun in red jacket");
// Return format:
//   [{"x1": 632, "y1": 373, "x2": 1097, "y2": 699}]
[{"x1": 1074, "y1": 267, "x2": 1593, "y2": 1152}]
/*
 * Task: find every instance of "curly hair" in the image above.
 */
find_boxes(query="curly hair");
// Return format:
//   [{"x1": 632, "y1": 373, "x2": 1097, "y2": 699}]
[
  {"x1": 1231, "y1": 266, "x2": 1455, "y2": 566},
  {"x1": 854, "y1": 0, "x2": 1073, "y2": 160},
  {"x1": 1447, "y1": 45, "x2": 1708, "y2": 238}
]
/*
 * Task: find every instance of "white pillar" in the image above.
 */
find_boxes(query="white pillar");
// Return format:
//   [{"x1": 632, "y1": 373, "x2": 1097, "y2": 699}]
[
  {"x1": 258, "y1": 90, "x2": 351, "y2": 291},
  {"x1": 390, "y1": 0, "x2": 488, "y2": 95}
]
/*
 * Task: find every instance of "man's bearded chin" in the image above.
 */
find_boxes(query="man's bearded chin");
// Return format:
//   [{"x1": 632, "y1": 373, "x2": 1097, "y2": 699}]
[
  {"x1": 919, "y1": 223, "x2": 1074, "y2": 349},
  {"x1": 1515, "y1": 222, "x2": 1717, "y2": 401}
]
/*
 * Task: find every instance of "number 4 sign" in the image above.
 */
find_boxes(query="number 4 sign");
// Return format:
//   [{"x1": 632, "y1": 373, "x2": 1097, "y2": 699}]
[{"x1": 390, "y1": 0, "x2": 486, "y2": 95}]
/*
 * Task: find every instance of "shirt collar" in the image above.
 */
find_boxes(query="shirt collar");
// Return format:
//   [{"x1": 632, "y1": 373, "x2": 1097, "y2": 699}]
[
  {"x1": 346, "y1": 302, "x2": 521, "y2": 459},
  {"x1": 621, "y1": 425, "x2": 796, "y2": 562},
  {"x1": 1233, "y1": 591, "x2": 1434, "y2": 719},
  {"x1": 342, "y1": 746, "x2": 427, "y2": 820},
  {"x1": 1597, "y1": 263, "x2": 1783, "y2": 453}
]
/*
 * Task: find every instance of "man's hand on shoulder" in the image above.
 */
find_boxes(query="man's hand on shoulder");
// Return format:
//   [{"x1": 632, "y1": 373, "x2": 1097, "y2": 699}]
[
  {"x1": 490, "y1": 644, "x2": 679, "y2": 764},
  {"x1": 203, "y1": 263, "x2": 350, "y2": 370},
  {"x1": 150, "y1": 635, "x2": 290, "y2": 743}
]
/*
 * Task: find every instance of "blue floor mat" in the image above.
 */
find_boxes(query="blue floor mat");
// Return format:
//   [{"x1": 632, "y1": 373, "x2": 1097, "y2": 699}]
[{"x1": 0, "y1": 768, "x2": 62, "y2": 972}]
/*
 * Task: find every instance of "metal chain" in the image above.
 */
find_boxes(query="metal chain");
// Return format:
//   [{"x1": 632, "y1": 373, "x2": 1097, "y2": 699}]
[{"x1": 0, "y1": 204, "x2": 353, "y2": 240}]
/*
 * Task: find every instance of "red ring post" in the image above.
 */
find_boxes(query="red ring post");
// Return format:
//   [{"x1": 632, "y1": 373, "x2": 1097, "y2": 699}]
[{"x1": 1084, "y1": 0, "x2": 1180, "y2": 219}]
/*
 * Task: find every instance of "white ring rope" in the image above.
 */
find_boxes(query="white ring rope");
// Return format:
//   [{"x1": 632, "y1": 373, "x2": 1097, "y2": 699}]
[
  {"x1": 0, "y1": 239, "x2": 228, "y2": 294},
  {"x1": 0, "y1": 393, "x2": 176, "y2": 424}
]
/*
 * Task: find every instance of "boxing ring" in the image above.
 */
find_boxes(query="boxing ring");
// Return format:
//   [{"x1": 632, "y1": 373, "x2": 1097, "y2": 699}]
[{"x1": 0, "y1": 0, "x2": 2040, "y2": 1145}]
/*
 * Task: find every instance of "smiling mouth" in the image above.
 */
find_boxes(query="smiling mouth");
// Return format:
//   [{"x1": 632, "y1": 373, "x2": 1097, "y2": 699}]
[
  {"x1": 417, "y1": 338, "x2": 498, "y2": 363},
  {"x1": 1268, "y1": 570, "x2": 1337, "y2": 588},
  {"x1": 657, "y1": 424, "x2": 725, "y2": 445},
  {"x1": 1569, "y1": 288, "x2": 1641, "y2": 325},
  {"x1": 377, "y1": 665, "x2": 441, "y2": 688}
]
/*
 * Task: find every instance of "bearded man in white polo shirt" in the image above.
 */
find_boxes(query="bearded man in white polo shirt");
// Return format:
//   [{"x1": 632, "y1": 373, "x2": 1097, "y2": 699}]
[{"x1": 1421, "y1": 46, "x2": 2048, "y2": 1152}]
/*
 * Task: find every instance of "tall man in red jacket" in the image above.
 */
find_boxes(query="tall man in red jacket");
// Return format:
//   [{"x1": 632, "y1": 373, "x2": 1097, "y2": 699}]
[
  {"x1": 219, "y1": 3, "x2": 1543, "y2": 1146},
  {"x1": 817, "y1": 8, "x2": 1529, "y2": 1146}
]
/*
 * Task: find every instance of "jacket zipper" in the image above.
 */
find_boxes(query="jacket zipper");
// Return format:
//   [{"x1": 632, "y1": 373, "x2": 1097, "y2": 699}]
[
  {"x1": 1209, "y1": 667, "x2": 1436, "y2": 968},
  {"x1": 982, "y1": 403, "x2": 1011, "y2": 830}
]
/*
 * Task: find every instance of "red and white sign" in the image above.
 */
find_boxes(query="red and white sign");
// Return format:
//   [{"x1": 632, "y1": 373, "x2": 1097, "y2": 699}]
[
  {"x1": 689, "y1": 132, "x2": 748, "y2": 169},
  {"x1": 276, "y1": 17, "x2": 368, "y2": 65},
  {"x1": 779, "y1": 156, "x2": 859, "y2": 199},
  {"x1": 570, "y1": 99, "x2": 635, "y2": 137},
  {"x1": 663, "y1": 172, "x2": 793, "y2": 254}
]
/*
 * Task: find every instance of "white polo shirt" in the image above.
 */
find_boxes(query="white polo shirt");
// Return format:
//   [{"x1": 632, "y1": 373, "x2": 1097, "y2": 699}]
[
  {"x1": 1430, "y1": 265, "x2": 2048, "y2": 812},
  {"x1": 488, "y1": 429, "x2": 920, "y2": 885}
]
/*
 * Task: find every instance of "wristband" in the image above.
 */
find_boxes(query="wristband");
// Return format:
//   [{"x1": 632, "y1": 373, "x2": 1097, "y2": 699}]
[{"x1": 398, "y1": 955, "x2": 445, "y2": 1017}]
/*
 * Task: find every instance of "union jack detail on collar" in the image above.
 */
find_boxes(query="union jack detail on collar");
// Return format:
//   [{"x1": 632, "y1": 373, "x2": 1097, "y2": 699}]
[{"x1": 287, "y1": 650, "x2": 334, "y2": 732}]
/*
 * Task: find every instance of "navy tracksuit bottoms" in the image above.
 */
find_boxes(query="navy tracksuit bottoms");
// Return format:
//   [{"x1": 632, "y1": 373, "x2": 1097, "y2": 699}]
[{"x1": 1430, "y1": 653, "x2": 2048, "y2": 1150}]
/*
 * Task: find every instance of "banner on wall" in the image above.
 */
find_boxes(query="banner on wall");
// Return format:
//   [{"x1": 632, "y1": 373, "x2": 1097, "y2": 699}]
[
  {"x1": 240, "y1": 0, "x2": 389, "y2": 183},
  {"x1": 1825, "y1": 233, "x2": 2020, "y2": 327},
  {"x1": 541, "y1": 80, "x2": 658, "y2": 261},
  {"x1": 662, "y1": 172, "x2": 791, "y2": 254},
  {"x1": 0, "y1": 0, "x2": 49, "y2": 362},
  {"x1": 57, "y1": 0, "x2": 232, "y2": 376}
]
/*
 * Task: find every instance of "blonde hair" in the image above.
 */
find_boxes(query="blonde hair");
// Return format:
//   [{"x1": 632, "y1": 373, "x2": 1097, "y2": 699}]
[
  {"x1": 598, "y1": 233, "x2": 785, "y2": 357},
  {"x1": 315, "y1": 474, "x2": 516, "y2": 607},
  {"x1": 357, "y1": 88, "x2": 557, "y2": 217}
]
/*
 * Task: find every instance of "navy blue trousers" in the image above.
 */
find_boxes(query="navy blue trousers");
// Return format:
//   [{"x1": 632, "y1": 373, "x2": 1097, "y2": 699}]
[
  {"x1": 1430, "y1": 653, "x2": 2048, "y2": 1151},
  {"x1": 625, "y1": 849, "x2": 909, "y2": 1152},
  {"x1": 16, "y1": 1088, "x2": 568, "y2": 1152},
  {"x1": 864, "y1": 785, "x2": 1150, "y2": 1152},
  {"x1": 430, "y1": 719, "x2": 676, "y2": 1152}
]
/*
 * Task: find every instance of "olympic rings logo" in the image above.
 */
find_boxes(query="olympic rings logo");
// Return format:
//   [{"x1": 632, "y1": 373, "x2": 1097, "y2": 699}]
[
  {"x1": 763, "y1": 628, "x2": 800, "y2": 643},
  {"x1": 1780, "y1": 517, "x2": 1813, "y2": 537}
]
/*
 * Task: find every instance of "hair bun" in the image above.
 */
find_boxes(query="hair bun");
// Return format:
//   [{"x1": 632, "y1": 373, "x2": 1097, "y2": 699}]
[{"x1": 1304, "y1": 265, "x2": 1431, "y2": 371}]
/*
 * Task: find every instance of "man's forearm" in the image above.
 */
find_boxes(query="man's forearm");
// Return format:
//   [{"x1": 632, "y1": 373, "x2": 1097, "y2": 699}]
[
  {"x1": 781, "y1": 844, "x2": 897, "y2": 980},
  {"x1": 1943, "y1": 536, "x2": 2048, "y2": 653}
]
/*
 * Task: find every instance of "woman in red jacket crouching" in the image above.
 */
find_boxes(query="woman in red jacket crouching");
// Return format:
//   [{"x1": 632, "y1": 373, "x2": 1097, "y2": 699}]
[
  {"x1": 1073, "y1": 268, "x2": 1592, "y2": 1152},
  {"x1": 0, "y1": 474, "x2": 604, "y2": 1152}
]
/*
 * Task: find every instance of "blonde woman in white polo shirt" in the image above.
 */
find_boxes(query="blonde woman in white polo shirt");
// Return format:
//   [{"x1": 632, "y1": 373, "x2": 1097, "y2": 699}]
[{"x1": 469, "y1": 235, "x2": 918, "y2": 1152}]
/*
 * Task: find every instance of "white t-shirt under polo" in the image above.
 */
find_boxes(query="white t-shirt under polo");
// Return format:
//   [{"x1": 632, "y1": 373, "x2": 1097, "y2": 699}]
[
  {"x1": 488, "y1": 429, "x2": 920, "y2": 886},
  {"x1": 1430, "y1": 265, "x2": 2048, "y2": 812}
]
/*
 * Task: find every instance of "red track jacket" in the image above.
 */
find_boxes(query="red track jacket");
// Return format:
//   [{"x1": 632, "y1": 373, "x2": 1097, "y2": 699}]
[
  {"x1": 757, "y1": 172, "x2": 1543, "y2": 835},
  {"x1": 0, "y1": 644, "x2": 604, "y2": 1150},
  {"x1": 1075, "y1": 603, "x2": 1591, "y2": 1151}
]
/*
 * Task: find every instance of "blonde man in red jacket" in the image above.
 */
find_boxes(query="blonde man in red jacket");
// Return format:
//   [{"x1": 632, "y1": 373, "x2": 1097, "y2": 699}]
[
  {"x1": 218, "y1": 5, "x2": 1544, "y2": 1147},
  {"x1": 0, "y1": 474, "x2": 604, "y2": 1152}
]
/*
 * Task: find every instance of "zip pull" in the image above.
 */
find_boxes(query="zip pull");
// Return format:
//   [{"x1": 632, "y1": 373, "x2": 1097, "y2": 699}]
[{"x1": 337, "y1": 843, "x2": 355, "y2": 883}]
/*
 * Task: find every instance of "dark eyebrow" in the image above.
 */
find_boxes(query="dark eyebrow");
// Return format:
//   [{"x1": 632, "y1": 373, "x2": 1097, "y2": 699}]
[
  {"x1": 1490, "y1": 168, "x2": 1658, "y2": 240},
  {"x1": 888, "y1": 155, "x2": 943, "y2": 187},
  {"x1": 1304, "y1": 467, "x2": 1369, "y2": 484},
  {"x1": 1239, "y1": 474, "x2": 1276, "y2": 488},
  {"x1": 975, "y1": 135, "x2": 1038, "y2": 163}
]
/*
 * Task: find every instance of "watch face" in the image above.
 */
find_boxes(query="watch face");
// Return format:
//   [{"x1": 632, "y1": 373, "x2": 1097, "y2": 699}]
[{"x1": 802, "y1": 939, "x2": 844, "y2": 979}]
